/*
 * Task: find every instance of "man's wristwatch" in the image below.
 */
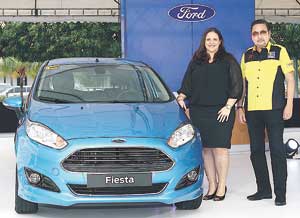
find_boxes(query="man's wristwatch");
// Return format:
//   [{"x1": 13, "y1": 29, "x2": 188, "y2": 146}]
[{"x1": 236, "y1": 105, "x2": 244, "y2": 110}]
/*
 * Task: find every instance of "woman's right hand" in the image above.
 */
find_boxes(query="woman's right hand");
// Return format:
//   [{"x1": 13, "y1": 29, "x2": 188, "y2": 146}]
[
  {"x1": 237, "y1": 108, "x2": 246, "y2": 124},
  {"x1": 176, "y1": 96, "x2": 187, "y2": 111},
  {"x1": 177, "y1": 99, "x2": 187, "y2": 111}
]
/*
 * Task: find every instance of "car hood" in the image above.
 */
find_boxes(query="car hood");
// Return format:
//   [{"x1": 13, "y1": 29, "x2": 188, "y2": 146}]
[{"x1": 28, "y1": 100, "x2": 187, "y2": 140}]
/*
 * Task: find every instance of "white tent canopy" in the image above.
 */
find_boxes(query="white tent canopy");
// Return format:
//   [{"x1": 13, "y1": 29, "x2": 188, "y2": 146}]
[
  {"x1": 0, "y1": 0, "x2": 299, "y2": 23},
  {"x1": 0, "y1": 0, "x2": 119, "y2": 22}
]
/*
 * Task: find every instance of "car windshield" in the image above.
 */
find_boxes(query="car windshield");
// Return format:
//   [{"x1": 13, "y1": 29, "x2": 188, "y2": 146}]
[{"x1": 35, "y1": 64, "x2": 171, "y2": 103}]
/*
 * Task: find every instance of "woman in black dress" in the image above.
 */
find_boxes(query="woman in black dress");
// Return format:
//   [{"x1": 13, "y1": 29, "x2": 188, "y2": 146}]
[{"x1": 177, "y1": 28, "x2": 242, "y2": 201}]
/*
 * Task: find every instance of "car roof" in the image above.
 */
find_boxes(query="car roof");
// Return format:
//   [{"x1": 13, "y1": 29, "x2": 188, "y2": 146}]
[{"x1": 47, "y1": 58, "x2": 148, "y2": 67}]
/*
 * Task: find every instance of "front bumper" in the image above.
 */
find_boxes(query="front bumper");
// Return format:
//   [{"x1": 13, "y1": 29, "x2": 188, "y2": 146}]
[{"x1": 16, "y1": 133, "x2": 203, "y2": 207}]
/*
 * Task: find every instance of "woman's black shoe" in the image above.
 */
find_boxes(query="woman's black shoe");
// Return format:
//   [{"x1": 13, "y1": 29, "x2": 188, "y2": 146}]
[
  {"x1": 213, "y1": 186, "x2": 227, "y2": 201},
  {"x1": 203, "y1": 188, "x2": 217, "y2": 200}
]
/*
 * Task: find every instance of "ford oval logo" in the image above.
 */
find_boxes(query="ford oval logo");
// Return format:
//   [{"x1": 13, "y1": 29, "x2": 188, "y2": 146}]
[
  {"x1": 112, "y1": 138, "x2": 126, "y2": 143},
  {"x1": 168, "y1": 4, "x2": 216, "y2": 22}
]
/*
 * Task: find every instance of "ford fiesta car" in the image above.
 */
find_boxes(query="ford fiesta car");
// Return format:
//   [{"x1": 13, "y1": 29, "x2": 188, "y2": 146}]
[{"x1": 3, "y1": 58, "x2": 203, "y2": 214}]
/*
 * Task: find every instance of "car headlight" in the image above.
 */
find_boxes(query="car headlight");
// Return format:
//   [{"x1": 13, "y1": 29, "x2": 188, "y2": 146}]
[
  {"x1": 26, "y1": 119, "x2": 67, "y2": 149},
  {"x1": 167, "y1": 123, "x2": 195, "y2": 148}
]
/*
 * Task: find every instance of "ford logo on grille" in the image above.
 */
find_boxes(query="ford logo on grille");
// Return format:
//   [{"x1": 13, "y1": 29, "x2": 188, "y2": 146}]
[
  {"x1": 112, "y1": 138, "x2": 126, "y2": 143},
  {"x1": 168, "y1": 4, "x2": 216, "y2": 22}
]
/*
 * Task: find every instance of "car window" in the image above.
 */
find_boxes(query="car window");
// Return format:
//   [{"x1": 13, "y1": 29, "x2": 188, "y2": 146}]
[
  {"x1": 138, "y1": 66, "x2": 171, "y2": 102},
  {"x1": 8, "y1": 88, "x2": 15, "y2": 94},
  {"x1": 35, "y1": 65, "x2": 147, "y2": 103}
]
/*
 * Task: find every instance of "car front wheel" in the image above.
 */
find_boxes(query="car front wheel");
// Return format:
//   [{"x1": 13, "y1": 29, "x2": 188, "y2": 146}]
[
  {"x1": 15, "y1": 167, "x2": 38, "y2": 214},
  {"x1": 175, "y1": 195, "x2": 202, "y2": 210}
]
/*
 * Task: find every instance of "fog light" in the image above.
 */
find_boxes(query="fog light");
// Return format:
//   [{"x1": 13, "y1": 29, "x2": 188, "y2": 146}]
[
  {"x1": 187, "y1": 170, "x2": 198, "y2": 182},
  {"x1": 24, "y1": 167, "x2": 60, "y2": 193},
  {"x1": 175, "y1": 166, "x2": 200, "y2": 190},
  {"x1": 28, "y1": 173, "x2": 41, "y2": 184}
]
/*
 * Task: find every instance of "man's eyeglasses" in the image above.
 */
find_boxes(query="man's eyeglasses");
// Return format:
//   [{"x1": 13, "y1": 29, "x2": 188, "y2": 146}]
[{"x1": 252, "y1": 30, "x2": 268, "y2": 37}]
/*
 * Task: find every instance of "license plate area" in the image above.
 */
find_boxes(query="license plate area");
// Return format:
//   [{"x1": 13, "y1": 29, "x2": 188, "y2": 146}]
[{"x1": 87, "y1": 173, "x2": 152, "y2": 188}]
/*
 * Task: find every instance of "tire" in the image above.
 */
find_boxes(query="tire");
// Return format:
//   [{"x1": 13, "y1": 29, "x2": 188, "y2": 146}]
[
  {"x1": 15, "y1": 167, "x2": 38, "y2": 214},
  {"x1": 175, "y1": 195, "x2": 203, "y2": 210}
]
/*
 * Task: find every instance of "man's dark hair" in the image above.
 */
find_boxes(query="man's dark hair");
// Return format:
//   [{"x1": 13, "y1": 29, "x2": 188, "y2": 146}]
[{"x1": 251, "y1": 19, "x2": 271, "y2": 31}]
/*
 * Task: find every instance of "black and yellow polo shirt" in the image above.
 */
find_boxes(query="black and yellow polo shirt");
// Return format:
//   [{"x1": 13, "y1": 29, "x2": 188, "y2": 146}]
[{"x1": 241, "y1": 42, "x2": 294, "y2": 111}]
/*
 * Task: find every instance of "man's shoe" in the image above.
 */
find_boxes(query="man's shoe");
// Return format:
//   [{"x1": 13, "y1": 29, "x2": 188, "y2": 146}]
[
  {"x1": 275, "y1": 201, "x2": 286, "y2": 206},
  {"x1": 247, "y1": 192, "x2": 272, "y2": 201},
  {"x1": 275, "y1": 197, "x2": 286, "y2": 206}
]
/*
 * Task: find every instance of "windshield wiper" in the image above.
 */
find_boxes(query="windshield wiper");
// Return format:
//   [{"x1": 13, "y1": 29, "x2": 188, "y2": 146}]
[{"x1": 38, "y1": 96, "x2": 76, "y2": 103}]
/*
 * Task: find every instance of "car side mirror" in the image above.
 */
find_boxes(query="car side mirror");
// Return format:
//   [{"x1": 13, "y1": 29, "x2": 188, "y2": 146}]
[
  {"x1": 2, "y1": 96, "x2": 23, "y2": 111},
  {"x1": 2, "y1": 96, "x2": 24, "y2": 119}
]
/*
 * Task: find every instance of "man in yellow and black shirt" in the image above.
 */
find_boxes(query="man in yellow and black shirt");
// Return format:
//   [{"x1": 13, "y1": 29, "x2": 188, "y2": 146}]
[{"x1": 237, "y1": 19, "x2": 295, "y2": 206}]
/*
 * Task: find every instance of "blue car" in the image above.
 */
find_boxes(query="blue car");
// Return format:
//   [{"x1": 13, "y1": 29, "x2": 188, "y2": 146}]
[{"x1": 3, "y1": 58, "x2": 203, "y2": 214}]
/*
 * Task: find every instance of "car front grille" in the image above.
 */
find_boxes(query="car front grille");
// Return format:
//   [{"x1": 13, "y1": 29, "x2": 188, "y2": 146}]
[
  {"x1": 68, "y1": 183, "x2": 168, "y2": 195},
  {"x1": 62, "y1": 147, "x2": 174, "y2": 173}
]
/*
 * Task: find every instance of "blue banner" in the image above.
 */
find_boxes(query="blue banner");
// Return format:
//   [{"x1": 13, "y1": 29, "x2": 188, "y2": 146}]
[{"x1": 122, "y1": 0, "x2": 254, "y2": 91}]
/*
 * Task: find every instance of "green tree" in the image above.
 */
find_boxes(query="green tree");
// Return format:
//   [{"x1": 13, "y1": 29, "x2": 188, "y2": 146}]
[
  {"x1": 271, "y1": 23, "x2": 300, "y2": 97},
  {"x1": 271, "y1": 23, "x2": 300, "y2": 59},
  {"x1": 0, "y1": 22, "x2": 121, "y2": 62},
  {"x1": 0, "y1": 57, "x2": 17, "y2": 85},
  {"x1": 0, "y1": 57, "x2": 39, "y2": 85}
]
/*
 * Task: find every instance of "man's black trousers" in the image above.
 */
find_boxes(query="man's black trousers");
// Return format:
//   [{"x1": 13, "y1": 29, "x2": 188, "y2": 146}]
[{"x1": 246, "y1": 109, "x2": 287, "y2": 199}]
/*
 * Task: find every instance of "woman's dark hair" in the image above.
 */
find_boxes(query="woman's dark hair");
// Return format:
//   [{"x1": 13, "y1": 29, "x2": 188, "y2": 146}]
[{"x1": 192, "y1": 27, "x2": 226, "y2": 63}]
